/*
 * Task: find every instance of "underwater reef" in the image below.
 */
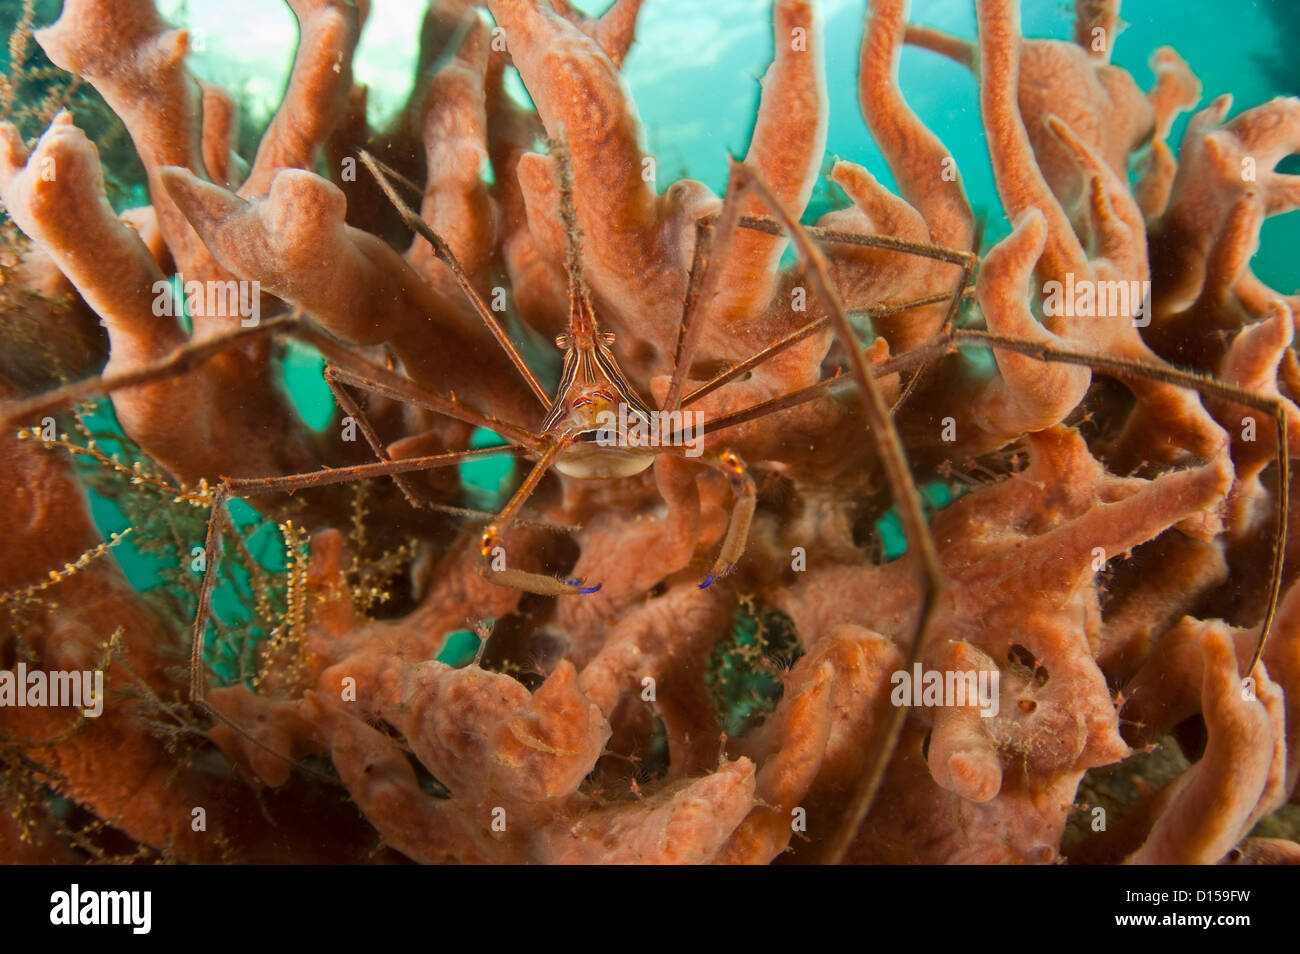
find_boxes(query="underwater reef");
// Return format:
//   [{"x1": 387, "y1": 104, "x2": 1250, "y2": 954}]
[{"x1": 0, "y1": 0, "x2": 1299, "y2": 865}]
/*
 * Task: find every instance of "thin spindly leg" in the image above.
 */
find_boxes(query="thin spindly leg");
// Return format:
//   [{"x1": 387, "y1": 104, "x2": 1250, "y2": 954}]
[
  {"x1": 656, "y1": 171, "x2": 1288, "y2": 858},
  {"x1": 187, "y1": 486, "x2": 342, "y2": 785},
  {"x1": 294, "y1": 322, "x2": 543, "y2": 451},
  {"x1": 666, "y1": 216, "x2": 716, "y2": 408},
  {"x1": 728, "y1": 212, "x2": 974, "y2": 418},
  {"x1": 685, "y1": 317, "x2": 1291, "y2": 678},
  {"x1": 0, "y1": 308, "x2": 543, "y2": 453},
  {"x1": 741, "y1": 213, "x2": 975, "y2": 416},
  {"x1": 657, "y1": 446, "x2": 756, "y2": 589},
  {"x1": 663, "y1": 189, "x2": 749, "y2": 413},
  {"x1": 1, "y1": 304, "x2": 544, "y2": 501},
  {"x1": 664, "y1": 205, "x2": 974, "y2": 418},
  {"x1": 478, "y1": 441, "x2": 600, "y2": 596},
  {"x1": 684, "y1": 289, "x2": 1288, "y2": 677},
  {"x1": 719, "y1": 159, "x2": 946, "y2": 866},
  {"x1": 322, "y1": 365, "x2": 528, "y2": 523},
  {"x1": 196, "y1": 445, "x2": 522, "y2": 676},
  {"x1": 733, "y1": 213, "x2": 977, "y2": 333},
  {"x1": 953, "y1": 327, "x2": 1290, "y2": 675},
  {"x1": 222, "y1": 445, "x2": 523, "y2": 496},
  {"x1": 0, "y1": 313, "x2": 298, "y2": 426},
  {"x1": 190, "y1": 485, "x2": 230, "y2": 713},
  {"x1": 359, "y1": 149, "x2": 551, "y2": 410},
  {"x1": 189, "y1": 445, "x2": 524, "y2": 779},
  {"x1": 681, "y1": 287, "x2": 974, "y2": 408},
  {"x1": 667, "y1": 323, "x2": 954, "y2": 444},
  {"x1": 324, "y1": 365, "x2": 434, "y2": 512}
]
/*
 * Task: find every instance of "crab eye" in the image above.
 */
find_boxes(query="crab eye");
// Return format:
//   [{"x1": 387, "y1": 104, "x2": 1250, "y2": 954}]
[
  {"x1": 601, "y1": 331, "x2": 616, "y2": 346},
  {"x1": 555, "y1": 333, "x2": 572, "y2": 350}
]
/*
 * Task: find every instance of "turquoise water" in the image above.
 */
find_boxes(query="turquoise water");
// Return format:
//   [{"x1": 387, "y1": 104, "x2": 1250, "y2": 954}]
[
  {"x1": 609, "y1": 0, "x2": 1296, "y2": 289},
  {"x1": 161, "y1": 0, "x2": 1298, "y2": 291}
]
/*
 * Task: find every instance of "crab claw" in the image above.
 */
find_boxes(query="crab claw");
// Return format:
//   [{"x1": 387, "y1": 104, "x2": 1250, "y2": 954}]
[
  {"x1": 698, "y1": 564, "x2": 737, "y2": 590},
  {"x1": 565, "y1": 577, "x2": 603, "y2": 595}
]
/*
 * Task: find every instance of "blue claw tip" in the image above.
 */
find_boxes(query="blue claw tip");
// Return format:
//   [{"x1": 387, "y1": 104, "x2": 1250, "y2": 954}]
[
  {"x1": 565, "y1": 577, "x2": 603, "y2": 595},
  {"x1": 700, "y1": 564, "x2": 736, "y2": 589}
]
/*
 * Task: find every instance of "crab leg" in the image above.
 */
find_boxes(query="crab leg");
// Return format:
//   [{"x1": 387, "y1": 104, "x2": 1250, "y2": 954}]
[
  {"x1": 724, "y1": 159, "x2": 945, "y2": 864},
  {"x1": 478, "y1": 442, "x2": 598, "y2": 596},
  {"x1": 361, "y1": 149, "x2": 551, "y2": 409}
]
